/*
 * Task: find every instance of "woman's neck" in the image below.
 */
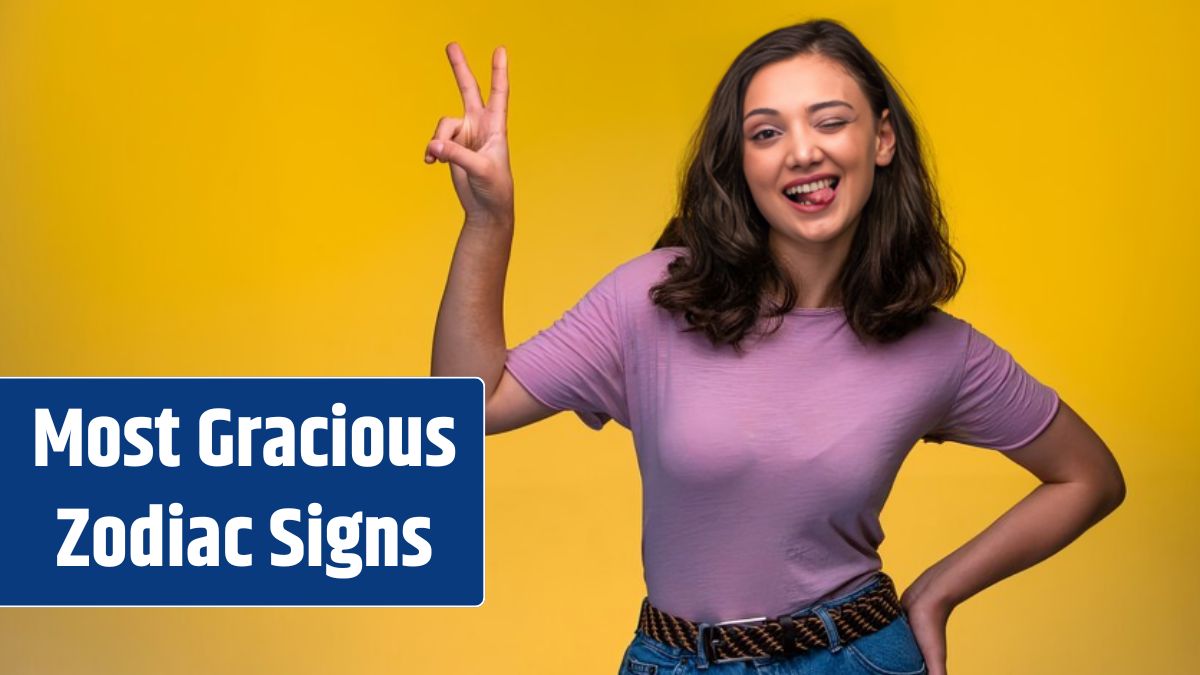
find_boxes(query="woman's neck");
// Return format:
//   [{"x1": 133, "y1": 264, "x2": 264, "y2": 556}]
[{"x1": 767, "y1": 227, "x2": 854, "y2": 309}]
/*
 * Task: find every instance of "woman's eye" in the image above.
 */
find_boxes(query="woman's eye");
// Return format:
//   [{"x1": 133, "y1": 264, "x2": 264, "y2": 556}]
[
  {"x1": 818, "y1": 120, "x2": 847, "y2": 130},
  {"x1": 750, "y1": 129, "x2": 779, "y2": 141}
]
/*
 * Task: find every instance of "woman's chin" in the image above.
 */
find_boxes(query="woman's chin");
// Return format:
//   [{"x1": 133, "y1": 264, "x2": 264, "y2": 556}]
[{"x1": 768, "y1": 219, "x2": 854, "y2": 247}]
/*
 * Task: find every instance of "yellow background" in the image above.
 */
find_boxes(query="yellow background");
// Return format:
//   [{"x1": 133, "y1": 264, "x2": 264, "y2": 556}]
[{"x1": 0, "y1": 0, "x2": 1195, "y2": 672}]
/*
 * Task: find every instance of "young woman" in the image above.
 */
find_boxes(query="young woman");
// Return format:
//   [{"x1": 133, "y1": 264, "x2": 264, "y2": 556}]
[{"x1": 427, "y1": 19, "x2": 1126, "y2": 675}]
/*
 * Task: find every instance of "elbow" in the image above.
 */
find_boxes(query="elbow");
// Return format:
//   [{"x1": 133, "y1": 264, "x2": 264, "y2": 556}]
[
  {"x1": 1093, "y1": 444, "x2": 1127, "y2": 515},
  {"x1": 1105, "y1": 472, "x2": 1127, "y2": 512},
  {"x1": 1105, "y1": 452, "x2": 1127, "y2": 511},
  {"x1": 1090, "y1": 468, "x2": 1126, "y2": 518},
  {"x1": 482, "y1": 395, "x2": 514, "y2": 437},
  {"x1": 1064, "y1": 466, "x2": 1126, "y2": 520},
  {"x1": 484, "y1": 417, "x2": 503, "y2": 437}
]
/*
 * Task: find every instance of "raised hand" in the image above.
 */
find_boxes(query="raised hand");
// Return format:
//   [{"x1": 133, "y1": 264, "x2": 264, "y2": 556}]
[{"x1": 425, "y1": 42, "x2": 513, "y2": 227}]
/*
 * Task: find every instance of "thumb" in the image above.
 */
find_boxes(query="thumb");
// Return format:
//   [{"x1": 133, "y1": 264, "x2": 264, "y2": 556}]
[{"x1": 429, "y1": 139, "x2": 488, "y2": 176}]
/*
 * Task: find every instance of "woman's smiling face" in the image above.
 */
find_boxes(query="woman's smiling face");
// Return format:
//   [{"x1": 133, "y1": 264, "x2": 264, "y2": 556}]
[{"x1": 741, "y1": 53, "x2": 895, "y2": 255}]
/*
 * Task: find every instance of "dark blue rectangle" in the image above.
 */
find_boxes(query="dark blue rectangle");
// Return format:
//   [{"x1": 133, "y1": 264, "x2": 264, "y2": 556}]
[{"x1": 0, "y1": 377, "x2": 484, "y2": 606}]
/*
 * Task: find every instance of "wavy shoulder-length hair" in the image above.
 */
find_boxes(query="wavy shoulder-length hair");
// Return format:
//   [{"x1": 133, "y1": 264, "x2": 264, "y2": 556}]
[{"x1": 651, "y1": 19, "x2": 964, "y2": 351}]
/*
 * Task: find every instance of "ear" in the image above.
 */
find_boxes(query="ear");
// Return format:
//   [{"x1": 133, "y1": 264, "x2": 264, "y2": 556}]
[{"x1": 875, "y1": 109, "x2": 896, "y2": 167}]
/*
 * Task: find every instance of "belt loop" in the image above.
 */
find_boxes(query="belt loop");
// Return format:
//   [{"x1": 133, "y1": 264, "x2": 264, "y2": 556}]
[
  {"x1": 813, "y1": 606, "x2": 842, "y2": 654},
  {"x1": 694, "y1": 622, "x2": 712, "y2": 670},
  {"x1": 778, "y1": 614, "x2": 799, "y2": 657}
]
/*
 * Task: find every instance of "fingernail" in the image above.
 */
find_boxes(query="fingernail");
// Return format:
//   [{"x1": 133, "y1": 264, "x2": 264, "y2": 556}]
[{"x1": 431, "y1": 141, "x2": 443, "y2": 155}]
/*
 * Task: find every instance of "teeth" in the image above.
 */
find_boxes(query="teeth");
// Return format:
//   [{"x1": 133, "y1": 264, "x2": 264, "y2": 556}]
[{"x1": 785, "y1": 177, "x2": 836, "y2": 195}]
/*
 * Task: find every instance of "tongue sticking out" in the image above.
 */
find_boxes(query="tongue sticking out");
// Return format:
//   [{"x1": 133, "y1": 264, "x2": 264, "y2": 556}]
[{"x1": 799, "y1": 185, "x2": 836, "y2": 205}]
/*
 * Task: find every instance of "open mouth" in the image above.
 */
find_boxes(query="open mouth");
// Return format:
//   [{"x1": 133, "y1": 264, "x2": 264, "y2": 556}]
[{"x1": 784, "y1": 177, "x2": 839, "y2": 206}]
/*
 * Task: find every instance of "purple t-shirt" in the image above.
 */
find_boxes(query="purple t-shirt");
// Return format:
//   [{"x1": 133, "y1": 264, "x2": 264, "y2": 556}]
[{"x1": 504, "y1": 246, "x2": 1060, "y2": 623}]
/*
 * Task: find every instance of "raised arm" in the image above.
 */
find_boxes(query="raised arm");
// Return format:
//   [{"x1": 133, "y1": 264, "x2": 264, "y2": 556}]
[{"x1": 426, "y1": 43, "x2": 555, "y2": 434}]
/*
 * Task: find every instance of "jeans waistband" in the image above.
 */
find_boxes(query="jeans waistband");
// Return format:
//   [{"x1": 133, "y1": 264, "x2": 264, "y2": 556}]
[{"x1": 634, "y1": 571, "x2": 898, "y2": 670}]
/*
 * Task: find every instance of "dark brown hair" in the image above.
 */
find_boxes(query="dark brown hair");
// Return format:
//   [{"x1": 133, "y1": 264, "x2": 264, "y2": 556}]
[{"x1": 651, "y1": 19, "x2": 964, "y2": 350}]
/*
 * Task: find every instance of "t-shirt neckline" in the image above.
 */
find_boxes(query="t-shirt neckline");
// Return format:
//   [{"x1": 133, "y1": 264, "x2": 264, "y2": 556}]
[{"x1": 788, "y1": 306, "x2": 844, "y2": 316}]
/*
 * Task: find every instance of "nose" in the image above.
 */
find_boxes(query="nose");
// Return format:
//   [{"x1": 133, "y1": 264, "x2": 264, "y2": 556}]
[{"x1": 785, "y1": 128, "x2": 824, "y2": 168}]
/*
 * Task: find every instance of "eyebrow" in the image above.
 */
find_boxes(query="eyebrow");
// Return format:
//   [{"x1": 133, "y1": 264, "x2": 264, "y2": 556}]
[{"x1": 743, "y1": 100, "x2": 854, "y2": 122}]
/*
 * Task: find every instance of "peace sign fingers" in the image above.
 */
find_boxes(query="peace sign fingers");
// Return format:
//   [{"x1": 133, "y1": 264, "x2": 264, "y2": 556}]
[
  {"x1": 489, "y1": 46, "x2": 508, "y2": 123},
  {"x1": 430, "y1": 42, "x2": 514, "y2": 227},
  {"x1": 446, "y1": 42, "x2": 485, "y2": 113}
]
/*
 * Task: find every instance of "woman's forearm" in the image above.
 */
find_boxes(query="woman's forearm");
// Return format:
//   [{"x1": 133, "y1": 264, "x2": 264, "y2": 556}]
[
  {"x1": 431, "y1": 216, "x2": 514, "y2": 398},
  {"x1": 909, "y1": 480, "x2": 1123, "y2": 612}
]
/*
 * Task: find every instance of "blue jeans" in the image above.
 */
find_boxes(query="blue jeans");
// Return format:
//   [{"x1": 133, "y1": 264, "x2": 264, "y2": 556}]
[{"x1": 617, "y1": 574, "x2": 928, "y2": 674}]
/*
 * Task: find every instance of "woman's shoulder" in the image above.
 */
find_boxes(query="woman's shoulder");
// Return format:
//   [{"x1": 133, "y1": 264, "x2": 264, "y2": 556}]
[
  {"x1": 901, "y1": 306, "x2": 979, "y2": 358},
  {"x1": 872, "y1": 306, "x2": 971, "y2": 356},
  {"x1": 604, "y1": 246, "x2": 687, "y2": 294},
  {"x1": 581, "y1": 246, "x2": 687, "y2": 328},
  {"x1": 614, "y1": 245, "x2": 687, "y2": 275},
  {"x1": 922, "y1": 306, "x2": 966, "y2": 331}
]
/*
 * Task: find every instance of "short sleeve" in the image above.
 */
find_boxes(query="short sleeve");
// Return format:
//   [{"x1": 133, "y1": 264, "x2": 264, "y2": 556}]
[
  {"x1": 503, "y1": 269, "x2": 628, "y2": 431},
  {"x1": 922, "y1": 323, "x2": 1060, "y2": 451}
]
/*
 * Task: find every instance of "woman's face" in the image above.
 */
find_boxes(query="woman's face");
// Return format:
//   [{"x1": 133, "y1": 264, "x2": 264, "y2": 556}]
[{"x1": 741, "y1": 54, "x2": 895, "y2": 254}]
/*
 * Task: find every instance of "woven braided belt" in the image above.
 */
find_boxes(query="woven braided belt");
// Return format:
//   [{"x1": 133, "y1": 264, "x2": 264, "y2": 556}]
[{"x1": 637, "y1": 573, "x2": 902, "y2": 664}]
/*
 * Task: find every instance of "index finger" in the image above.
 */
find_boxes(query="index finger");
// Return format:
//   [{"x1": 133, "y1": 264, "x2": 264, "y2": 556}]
[
  {"x1": 446, "y1": 42, "x2": 484, "y2": 112},
  {"x1": 487, "y1": 46, "x2": 508, "y2": 121}
]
